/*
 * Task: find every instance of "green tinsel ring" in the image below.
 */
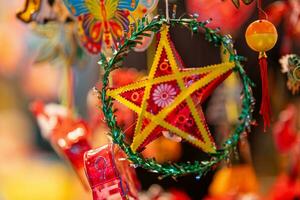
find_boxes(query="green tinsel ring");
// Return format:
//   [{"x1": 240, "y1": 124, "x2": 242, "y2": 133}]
[{"x1": 98, "y1": 16, "x2": 255, "y2": 178}]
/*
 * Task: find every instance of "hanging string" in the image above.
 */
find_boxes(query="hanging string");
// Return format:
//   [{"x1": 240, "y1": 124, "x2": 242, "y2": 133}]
[
  {"x1": 165, "y1": 0, "x2": 170, "y2": 23},
  {"x1": 257, "y1": 0, "x2": 268, "y2": 20},
  {"x1": 61, "y1": 61, "x2": 75, "y2": 115},
  {"x1": 66, "y1": 64, "x2": 74, "y2": 112}
]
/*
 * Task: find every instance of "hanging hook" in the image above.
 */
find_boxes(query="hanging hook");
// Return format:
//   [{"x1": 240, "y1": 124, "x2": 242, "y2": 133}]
[
  {"x1": 165, "y1": 0, "x2": 170, "y2": 23},
  {"x1": 257, "y1": 0, "x2": 268, "y2": 20}
]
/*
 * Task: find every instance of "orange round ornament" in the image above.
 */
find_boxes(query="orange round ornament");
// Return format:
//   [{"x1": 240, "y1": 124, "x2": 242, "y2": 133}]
[{"x1": 245, "y1": 19, "x2": 278, "y2": 52}]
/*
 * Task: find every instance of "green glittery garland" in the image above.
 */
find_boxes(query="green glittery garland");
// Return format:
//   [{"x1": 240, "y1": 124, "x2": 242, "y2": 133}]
[{"x1": 98, "y1": 16, "x2": 255, "y2": 178}]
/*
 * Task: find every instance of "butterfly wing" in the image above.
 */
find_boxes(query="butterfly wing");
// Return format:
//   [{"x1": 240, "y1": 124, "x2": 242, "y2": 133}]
[
  {"x1": 63, "y1": 0, "x2": 89, "y2": 16},
  {"x1": 118, "y1": 0, "x2": 139, "y2": 11}
]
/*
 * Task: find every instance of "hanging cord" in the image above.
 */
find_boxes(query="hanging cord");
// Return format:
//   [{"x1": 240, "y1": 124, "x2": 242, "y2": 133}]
[
  {"x1": 66, "y1": 64, "x2": 74, "y2": 112},
  {"x1": 61, "y1": 59, "x2": 75, "y2": 116},
  {"x1": 257, "y1": 0, "x2": 271, "y2": 131},
  {"x1": 165, "y1": 0, "x2": 170, "y2": 23},
  {"x1": 257, "y1": 0, "x2": 268, "y2": 20}
]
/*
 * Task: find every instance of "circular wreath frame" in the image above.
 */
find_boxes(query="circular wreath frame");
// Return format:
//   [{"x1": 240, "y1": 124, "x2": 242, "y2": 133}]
[{"x1": 98, "y1": 16, "x2": 255, "y2": 178}]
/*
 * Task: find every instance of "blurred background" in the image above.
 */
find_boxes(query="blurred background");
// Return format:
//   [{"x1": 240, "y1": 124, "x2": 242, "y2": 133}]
[{"x1": 1, "y1": 0, "x2": 300, "y2": 199}]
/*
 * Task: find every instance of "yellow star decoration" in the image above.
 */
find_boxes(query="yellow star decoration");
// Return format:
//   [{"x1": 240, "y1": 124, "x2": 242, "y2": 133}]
[{"x1": 107, "y1": 26, "x2": 235, "y2": 153}]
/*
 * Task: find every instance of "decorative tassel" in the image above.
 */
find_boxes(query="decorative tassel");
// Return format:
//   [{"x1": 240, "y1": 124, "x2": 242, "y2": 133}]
[{"x1": 259, "y1": 52, "x2": 271, "y2": 131}]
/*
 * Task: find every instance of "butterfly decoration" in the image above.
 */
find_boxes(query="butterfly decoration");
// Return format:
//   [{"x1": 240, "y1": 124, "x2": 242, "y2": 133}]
[{"x1": 63, "y1": 0, "x2": 158, "y2": 54}]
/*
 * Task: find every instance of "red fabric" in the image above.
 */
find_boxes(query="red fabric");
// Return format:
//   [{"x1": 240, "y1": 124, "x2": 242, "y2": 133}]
[{"x1": 259, "y1": 57, "x2": 271, "y2": 131}]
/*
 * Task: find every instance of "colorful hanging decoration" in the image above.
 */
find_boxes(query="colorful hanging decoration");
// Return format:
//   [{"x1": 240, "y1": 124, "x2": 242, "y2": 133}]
[
  {"x1": 62, "y1": 0, "x2": 158, "y2": 54},
  {"x1": 107, "y1": 26, "x2": 235, "y2": 153},
  {"x1": 17, "y1": 0, "x2": 84, "y2": 71},
  {"x1": 84, "y1": 144, "x2": 140, "y2": 200},
  {"x1": 17, "y1": 0, "x2": 70, "y2": 23},
  {"x1": 185, "y1": 0, "x2": 255, "y2": 35},
  {"x1": 99, "y1": 15, "x2": 255, "y2": 177},
  {"x1": 31, "y1": 101, "x2": 92, "y2": 189},
  {"x1": 266, "y1": 0, "x2": 300, "y2": 54},
  {"x1": 280, "y1": 54, "x2": 300, "y2": 94},
  {"x1": 17, "y1": 0, "x2": 41, "y2": 23},
  {"x1": 245, "y1": 12, "x2": 278, "y2": 130}
]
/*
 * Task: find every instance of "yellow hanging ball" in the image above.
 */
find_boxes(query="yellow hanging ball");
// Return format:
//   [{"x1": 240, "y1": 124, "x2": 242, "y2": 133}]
[{"x1": 245, "y1": 20, "x2": 278, "y2": 52}]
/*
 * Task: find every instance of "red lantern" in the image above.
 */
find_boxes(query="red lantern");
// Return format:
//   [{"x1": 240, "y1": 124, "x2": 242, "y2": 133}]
[
  {"x1": 245, "y1": 18, "x2": 278, "y2": 130},
  {"x1": 273, "y1": 105, "x2": 298, "y2": 153},
  {"x1": 185, "y1": 0, "x2": 255, "y2": 34},
  {"x1": 84, "y1": 144, "x2": 140, "y2": 200},
  {"x1": 51, "y1": 117, "x2": 92, "y2": 189},
  {"x1": 30, "y1": 101, "x2": 92, "y2": 189}
]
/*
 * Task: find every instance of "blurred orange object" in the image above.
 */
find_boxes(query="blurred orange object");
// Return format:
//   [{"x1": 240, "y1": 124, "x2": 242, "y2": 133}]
[
  {"x1": 245, "y1": 20, "x2": 278, "y2": 53},
  {"x1": 0, "y1": 24, "x2": 25, "y2": 76},
  {"x1": 209, "y1": 165, "x2": 259, "y2": 196},
  {"x1": 142, "y1": 137, "x2": 181, "y2": 163}
]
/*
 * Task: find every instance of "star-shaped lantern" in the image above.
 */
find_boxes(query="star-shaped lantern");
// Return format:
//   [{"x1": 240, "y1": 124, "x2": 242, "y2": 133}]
[{"x1": 108, "y1": 26, "x2": 235, "y2": 153}]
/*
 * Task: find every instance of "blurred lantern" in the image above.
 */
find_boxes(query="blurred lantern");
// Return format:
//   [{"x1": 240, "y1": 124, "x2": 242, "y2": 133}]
[
  {"x1": 84, "y1": 144, "x2": 140, "y2": 200},
  {"x1": 273, "y1": 104, "x2": 298, "y2": 153},
  {"x1": 266, "y1": 0, "x2": 300, "y2": 54},
  {"x1": 267, "y1": 174, "x2": 300, "y2": 200},
  {"x1": 245, "y1": 19, "x2": 278, "y2": 131},
  {"x1": 208, "y1": 165, "x2": 259, "y2": 197},
  {"x1": 51, "y1": 117, "x2": 91, "y2": 189},
  {"x1": 142, "y1": 137, "x2": 182, "y2": 164},
  {"x1": 17, "y1": 0, "x2": 70, "y2": 23},
  {"x1": 185, "y1": 0, "x2": 255, "y2": 35},
  {"x1": 31, "y1": 101, "x2": 92, "y2": 189}
]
